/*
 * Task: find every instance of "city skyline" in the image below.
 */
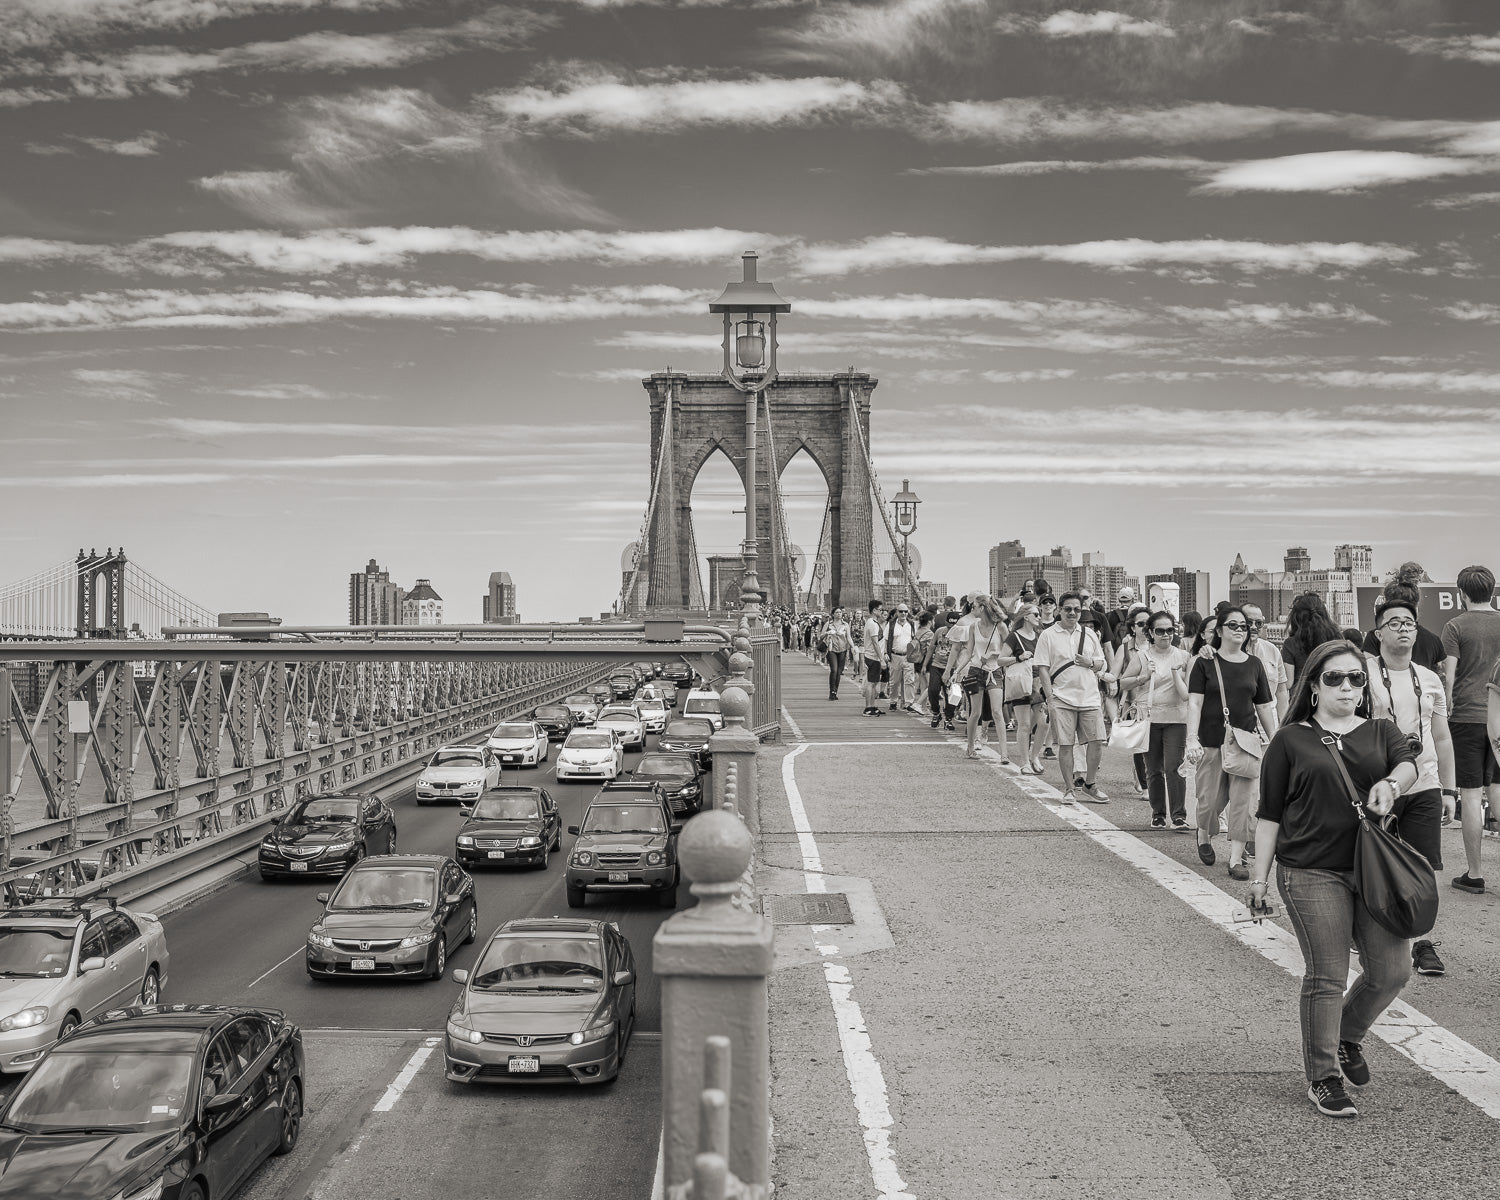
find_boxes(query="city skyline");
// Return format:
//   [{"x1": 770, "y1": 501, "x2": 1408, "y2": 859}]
[{"x1": 3, "y1": 2, "x2": 1499, "y2": 621}]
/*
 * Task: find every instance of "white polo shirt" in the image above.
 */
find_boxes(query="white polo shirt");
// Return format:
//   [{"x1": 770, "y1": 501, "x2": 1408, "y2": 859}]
[{"x1": 1033, "y1": 621, "x2": 1106, "y2": 710}]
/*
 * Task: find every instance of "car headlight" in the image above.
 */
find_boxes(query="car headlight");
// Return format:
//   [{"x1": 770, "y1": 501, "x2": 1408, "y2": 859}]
[
  {"x1": 446, "y1": 1016, "x2": 483, "y2": 1045},
  {"x1": 465, "y1": 778, "x2": 484, "y2": 788},
  {"x1": 307, "y1": 930, "x2": 334, "y2": 949},
  {"x1": 109, "y1": 1178, "x2": 165, "y2": 1200},
  {"x1": 261, "y1": 834, "x2": 279, "y2": 847},
  {"x1": 0, "y1": 1007, "x2": 49, "y2": 1032},
  {"x1": 645, "y1": 850, "x2": 665, "y2": 866},
  {"x1": 322, "y1": 839, "x2": 356, "y2": 853},
  {"x1": 569, "y1": 1019, "x2": 617, "y2": 1046},
  {"x1": 400, "y1": 930, "x2": 436, "y2": 948},
  {"x1": 681, "y1": 784, "x2": 700, "y2": 797},
  {"x1": 456, "y1": 835, "x2": 475, "y2": 847},
  {"x1": 518, "y1": 836, "x2": 542, "y2": 848},
  {"x1": 572, "y1": 851, "x2": 593, "y2": 867}
]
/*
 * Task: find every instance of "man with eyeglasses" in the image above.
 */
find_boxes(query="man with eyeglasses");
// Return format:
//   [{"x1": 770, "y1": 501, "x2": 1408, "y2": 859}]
[
  {"x1": 887, "y1": 603, "x2": 919, "y2": 715},
  {"x1": 1367, "y1": 596, "x2": 1456, "y2": 977},
  {"x1": 1243, "y1": 605, "x2": 1289, "y2": 722},
  {"x1": 1034, "y1": 592, "x2": 1109, "y2": 802}
]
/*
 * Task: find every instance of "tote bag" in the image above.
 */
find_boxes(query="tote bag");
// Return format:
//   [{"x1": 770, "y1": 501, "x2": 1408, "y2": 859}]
[
  {"x1": 1108, "y1": 664, "x2": 1153, "y2": 753},
  {"x1": 1213, "y1": 657, "x2": 1268, "y2": 779}
]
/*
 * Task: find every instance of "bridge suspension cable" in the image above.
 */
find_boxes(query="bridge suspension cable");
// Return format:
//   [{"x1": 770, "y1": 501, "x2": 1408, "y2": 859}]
[
  {"x1": 0, "y1": 561, "x2": 76, "y2": 639},
  {"x1": 848, "y1": 390, "x2": 919, "y2": 604},
  {"x1": 759, "y1": 391, "x2": 799, "y2": 610},
  {"x1": 620, "y1": 390, "x2": 674, "y2": 615},
  {"x1": 121, "y1": 560, "x2": 216, "y2": 636}
]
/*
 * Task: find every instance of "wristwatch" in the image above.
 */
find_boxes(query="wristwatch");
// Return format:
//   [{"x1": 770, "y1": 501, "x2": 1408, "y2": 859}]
[{"x1": 1442, "y1": 788, "x2": 1459, "y2": 798}]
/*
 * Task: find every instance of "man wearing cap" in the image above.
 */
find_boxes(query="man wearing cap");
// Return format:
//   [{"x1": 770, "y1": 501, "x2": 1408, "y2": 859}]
[{"x1": 1105, "y1": 587, "x2": 1137, "y2": 649}]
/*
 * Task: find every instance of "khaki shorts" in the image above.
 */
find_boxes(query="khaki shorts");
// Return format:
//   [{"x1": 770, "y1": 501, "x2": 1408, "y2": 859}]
[{"x1": 1052, "y1": 704, "x2": 1105, "y2": 747}]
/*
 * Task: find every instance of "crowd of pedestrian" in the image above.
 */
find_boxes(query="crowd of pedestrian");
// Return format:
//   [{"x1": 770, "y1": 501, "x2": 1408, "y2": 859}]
[{"x1": 789, "y1": 558, "x2": 1500, "y2": 1120}]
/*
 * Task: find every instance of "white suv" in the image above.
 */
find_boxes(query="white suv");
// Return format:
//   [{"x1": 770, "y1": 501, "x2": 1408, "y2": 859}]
[{"x1": 681, "y1": 689, "x2": 723, "y2": 731}]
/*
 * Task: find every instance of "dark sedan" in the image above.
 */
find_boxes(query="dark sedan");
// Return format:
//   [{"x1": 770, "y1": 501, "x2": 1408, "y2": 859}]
[
  {"x1": 258, "y1": 793, "x2": 397, "y2": 881},
  {"x1": 306, "y1": 855, "x2": 476, "y2": 981},
  {"x1": 660, "y1": 662, "x2": 694, "y2": 687},
  {"x1": 627, "y1": 753, "x2": 706, "y2": 818},
  {"x1": 587, "y1": 682, "x2": 613, "y2": 707},
  {"x1": 0, "y1": 1003, "x2": 304, "y2": 1200},
  {"x1": 658, "y1": 717, "x2": 714, "y2": 771},
  {"x1": 532, "y1": 703, "x2": 577, "y2": 742},
  {"x1": 455, "y1": 788, "x2": 562, "y2": 870}
]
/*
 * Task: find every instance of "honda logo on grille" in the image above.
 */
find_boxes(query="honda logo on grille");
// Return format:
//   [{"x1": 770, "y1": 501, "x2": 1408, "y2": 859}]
[
  {"x1": 359, "y1": 941, "x2": 370, "y2": 951},
  {"x1": 516, "y1": 1035, "x2": 533, "y2": 1047}
]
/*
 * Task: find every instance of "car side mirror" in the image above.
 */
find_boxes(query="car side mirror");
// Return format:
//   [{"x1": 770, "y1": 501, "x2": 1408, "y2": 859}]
[
  {"x1": 444, "y1": 893, "x2": 463, "y2": 907},
  {"x1": 567, "y1": 825, "x2": 579, "y2": 836},
  {"x1": 271, "y1": 815, "x2": 282, "y2": 825},
  {"x1": 612, "y1": 969, "x2": 633, "y2": 987},
  {"x1": 452, "y1": 969, "x2": 469, "y2": 984},
  {"x1": 315, "y1": 892, "x2": 330, "y2": 904},
  {"x1": 78, "y1": 956, "x2": 106, "y2": 974},
  {"x1": 204, "y1": 1093, "x2": 241, "y2": 1119},
  {"x1": 458, "y1": 806, "x2": 472, "y2": 816}
]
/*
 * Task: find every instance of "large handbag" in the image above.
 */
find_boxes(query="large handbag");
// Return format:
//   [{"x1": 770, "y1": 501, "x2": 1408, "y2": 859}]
[
  {"x1": 1214, "y1": 656, "x2": 1268, "y2": 778},
  {"x1": 1109, "y1": 664, "x2": 1154, "y2": 752},
  {"x1": 1316, "y1": 721, "x2": 1438, "y2": 938}
]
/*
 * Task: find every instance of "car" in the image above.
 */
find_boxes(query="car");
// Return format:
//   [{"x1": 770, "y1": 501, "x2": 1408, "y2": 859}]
[
  {"x1": 681, "y1": 688, "x2": 724, "y2": 731},
  {"x1": 636, "y1": 696, "x2": 669, "y2": 733},
  {"x1": 659, "y1": 716, "x2": 714, "y2": 771},
  {"x1": 455, "y1": 787, "x2": 562, "y2": 870},
  {"x1": 532, "y1": 703, "x2": 577, "y2": 742},
  {"x1": 444, "y1": 918, "x2": 636, "y2": 1085},
  {"x1": 627, "y1": 753, "x2": 706, "y2": 819},
  {"x1": 486, "y1": 719, "x2": 550, "y2": 768},
  {"x1": 556, "y1": 728, "x2": 625, "y2": 782},
  {"x1": 0, "y1": 1004, "x2": 304, "y2": 1200},
  {"x1": 587, "y1": 682, "x2": 613, "y2": 707},
  {"x1": 259, "y1": 793, "x2": 397, "y2": 880},
  {"x1": 561, "y1": 693, "x2": 600, "y2": 725},
  {"x1": 632, "y1": 661, "x2": 660, "y2": 680},
  {"x1": 0, "y1": 899, "x2": 170, "y2": 1074},
  {"x1": 306, "y1": 855, "x2": 477, "y2": 981},
  {"x1": 594, "y1": 705, "x2": 646, "y2": 751},
  {"x1": 660, "y1": 661, "x2": 694, "y2": 687},
  {"x1": 607, "y1": 671, "x2": 638, "y2": 701},
  {"x1": 566, "y1": 788, "x2": 679, "y2": 909},
  {"x1": 637, "y1": 681, "x2": 677, "y2": 710},
  {"x1": 415, "y1": 744, "x2": 500, "y2": 806}
]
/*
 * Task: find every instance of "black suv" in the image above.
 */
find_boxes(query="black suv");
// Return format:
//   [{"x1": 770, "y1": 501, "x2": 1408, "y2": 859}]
[
  {"x1": 660, "y1": 662, "x2": 694, "y2": 687},
  {"x1": 627, "y1": 753, "x2": 705, "y2": 819},
  {"x1": 659, "y1": 717, "x2": 713, "y2": 771},
  {"x1": 565, "y1": 784, "x2": 679, "y2": 909}
]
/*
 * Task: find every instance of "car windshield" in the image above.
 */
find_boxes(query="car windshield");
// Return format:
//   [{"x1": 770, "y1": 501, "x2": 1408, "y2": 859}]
[
  {"x1": 5, "y1": 1049, "x2": 194, "y2": 1132},
  {"x1": 470, "y1": 936, "x2": 603, "y2": 991},
  {"x1": 639, "y1": 700, "x2": 665, "y2": 711},
  {"x1": 431, "y1": 750, "x2": 484, "y2": 768},
  {"x1": 565, "y1": 696, "x2": 593, "y2": 706},
  {"x1": 287, "y1": 798, "x2": 358, "y2": 823},
  {"x1": 492, "y1": 724, "x2": 534, "y2": 739},
  {"x1": 331, "y1": 867, "x2": 434, "y2": 910},
  {"x1": 636, "y1": 757, "x2": 694, "y2": 778},
  {"x1": 535, "y1": 707, "x2": 569, "y2": 719},
  {"x1": 0, "y1": 927, "x2": 74, "y2": 978},
  {"x1": 566, "y1": 733, "x2": 613, "y2": 750},
  {"x1": 665, "y1": 721, "x2": 711, "y2": 739},
  {"x1": 472, "y1": 796, "x2": 541, "y2": 820},
  {"x1": 583, "y1": 806, "x2": 665, "y2": 835},
  {"x1": 684, "y1": 697, "x2": 721, "y2": 714}
]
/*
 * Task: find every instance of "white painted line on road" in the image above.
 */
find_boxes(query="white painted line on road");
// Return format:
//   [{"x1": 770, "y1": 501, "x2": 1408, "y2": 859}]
[
  {"x1": 372, "y1": 1036, "x2": 441, "y2": 1113},
  {"x1": 246, "y1": 947, "x2": 304, "y2": 989},
  {"x1": 650, "y1": 1125, "x2": 665, "y2": 1200},
  {"x1": 783, "y1": 744, "x2": 915, "y2": 1200},
  {"x1": 967, "y1": 740, "x2": 1500, "y2": 1121},
  {"x1": 780, "y1": 705, "x2": 805, "y2": 741},
  {"x1": 781, "y1": 740, "x2": 947, "y2": 747}
]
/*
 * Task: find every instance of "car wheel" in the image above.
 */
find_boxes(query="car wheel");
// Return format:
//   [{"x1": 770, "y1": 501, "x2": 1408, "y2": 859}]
[
  {"x1": 551, "y1": 828, "x2": 561, "y2": 851},
  {"x1": 463, "y1": 905, "x2": 477, "y2": 945},
  {"x1": 566, "y1": 884, "x2": 587, "y2": 909},
  {"x1": 658, "y1": 882, "x2": 678, "y2": 909},
  {"x1": 274, "y1": 1079, "x2": 303, "y2": 1155},
  {"x1": 57, "y1": 1012, "x2": 81, "y2": 1042},
  {"x1": 537, "y1": 842, "x2": 549, "y2": 871},
  {"x1": 430, "y1": 936, "x2": 447, "y2": 980},
  {"x1": 179, "y1": 1181, "x2": 207, "y2": 1200},
  {"x1": 138, "y1": 966, "x2": 161, "y2": 1006}
]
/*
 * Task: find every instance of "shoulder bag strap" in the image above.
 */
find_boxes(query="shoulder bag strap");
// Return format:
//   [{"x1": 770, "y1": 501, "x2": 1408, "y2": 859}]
[
  {"x1": 1307, "y1": 719, "x2": 1365, "y2": 818},
  {"x1": 1214, "y1": 654, "x2": 1269, "y2": 740},
  {"x1": 1211, "y1": 655, "x2": 1233, "y2": 726}
]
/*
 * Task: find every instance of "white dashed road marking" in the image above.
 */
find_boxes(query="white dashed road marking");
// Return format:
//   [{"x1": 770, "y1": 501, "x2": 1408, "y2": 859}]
[{"x1": 372, "y1": 1036, "x2": 441, "y2": 1113}]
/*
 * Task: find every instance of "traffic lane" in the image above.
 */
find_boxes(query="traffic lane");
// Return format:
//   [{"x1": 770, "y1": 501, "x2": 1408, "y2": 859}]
[{"x1": 160, "y1": 738, "x2": 682, "y2": 1032}]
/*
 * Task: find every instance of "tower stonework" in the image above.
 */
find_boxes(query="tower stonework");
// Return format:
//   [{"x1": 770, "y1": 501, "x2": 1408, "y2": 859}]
[{"x1": 641, "y1": 371, "x2": 876, "y2": 614}]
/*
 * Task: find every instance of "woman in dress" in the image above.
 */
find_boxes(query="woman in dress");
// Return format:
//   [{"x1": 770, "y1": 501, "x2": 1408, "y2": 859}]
[{"x1": 948, "y1": 594, "x2": 1012, "y2": 763}]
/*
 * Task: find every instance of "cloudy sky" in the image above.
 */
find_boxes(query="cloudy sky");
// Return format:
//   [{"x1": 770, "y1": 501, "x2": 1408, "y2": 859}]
[{"x1": 2, "y1": 0, "x2": 1498, "y2": 622}]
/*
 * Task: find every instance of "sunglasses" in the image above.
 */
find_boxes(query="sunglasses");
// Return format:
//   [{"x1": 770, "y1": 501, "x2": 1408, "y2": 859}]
[
  {"x1": 1221, "y1": 621, "x2": 1247, "y2": 632},
  {"x1": 1246, "y1": 619, "x2": 1263, "y2": 628},
  {"x1": 1320, "y1": 669, "x2": 1368, "y2": 688},
  {"x1": 1061, "y1": 606, "x2": 1081, "y2": 614},
  {"x1": 1151, "y1": 626, "x2": 1174, "y2": 635},
  {"x1": 1132, "y1": 619, "x2": 1148, "y2": 627}
]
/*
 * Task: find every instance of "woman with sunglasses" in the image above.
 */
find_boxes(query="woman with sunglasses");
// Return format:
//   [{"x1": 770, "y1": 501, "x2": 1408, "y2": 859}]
[
  {"x1": 1123, "y1": 610, "x2": 1192, "y2": 829},
  {"x1": 1186, "y1": 606, "x2": 1278, "y2": 880},
  {"x1": 1001, "y1": 602, "x2": 1045, "y2": 772},
  {"x1": 1254, "y1": 640, "x2": 1418, "y2": 1118},
  {"x1": 948, "y1": 594, "x2": 1012, "y2": 763},
  {"x1": 822, "y1": 607, "x2": 852, "y2": 701},
  {"x1": 1112, "y1": 605, "x2": 1157, "y2": 800}
]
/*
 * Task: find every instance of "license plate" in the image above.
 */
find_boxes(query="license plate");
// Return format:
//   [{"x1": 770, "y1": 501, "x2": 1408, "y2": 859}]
[
  {"x1": 508, "y1": 1056, "x2": 540, "y2": 1073},
  {"x1": 608, "y1": 871, "x2": 628, "y2": 883},
  {"x1": 290, "y1": 862, "x2": 308, "y2": 872},
  {"x1": 487, "y1": 850, "x2": 506, "y2": 859},
  {"x1": 351, "y1": 958, "x2": 375, "y2": 971},
  {"x1": 503, "y1": 755, "x2": 518, "y2": 763}
]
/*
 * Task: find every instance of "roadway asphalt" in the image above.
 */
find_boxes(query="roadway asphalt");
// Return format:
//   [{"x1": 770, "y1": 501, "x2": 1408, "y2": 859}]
[{"x1": 1, "y1": 713, "x2": 689, "y2": 1199}]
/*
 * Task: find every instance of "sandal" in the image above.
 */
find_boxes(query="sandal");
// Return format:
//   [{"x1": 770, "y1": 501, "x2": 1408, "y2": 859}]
[{"x1": 965, "y1": 749, "x2": 981, "y2": 759}]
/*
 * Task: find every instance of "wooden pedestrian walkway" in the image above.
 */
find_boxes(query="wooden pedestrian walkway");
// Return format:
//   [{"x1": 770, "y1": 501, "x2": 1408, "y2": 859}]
[{"x1": 776, "y1": 651, "x2": 949, "y2": 744}]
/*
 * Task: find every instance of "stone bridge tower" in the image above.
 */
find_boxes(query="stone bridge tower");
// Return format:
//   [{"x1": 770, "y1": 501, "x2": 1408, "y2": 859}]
[{"x1": 641, "y1": 371, "x2": 876, "y2": 613}]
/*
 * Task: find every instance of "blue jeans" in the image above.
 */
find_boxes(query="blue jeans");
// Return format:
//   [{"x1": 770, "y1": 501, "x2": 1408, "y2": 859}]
[
  {"x1": 1277, "y1": 863, "x2": 1412, "y2": 1084},
  {"x1": 1145, "y1": 723, "x2": 1186, "y2": 821}
]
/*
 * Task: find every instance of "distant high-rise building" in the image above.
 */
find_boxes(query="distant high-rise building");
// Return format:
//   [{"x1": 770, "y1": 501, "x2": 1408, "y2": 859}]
[
  {"x1": 1069, "y1": 551, "x2": 1133, "y2": 601},
  {"x1": 1334, "y1": 543, "x2": 1376, "y2": 582},
  {"x1": 349, "y1": 559, "x2": 405, "y2": 625},
  {"x1": 482, "y1": 572, "x2": 518, "y2": 624},
  {"x1": 401, "y1": 579, "x2": 443, "y2": 626},
  {"x1": 1284, "y1": 546, "x2": 1312, "y2": 573},
  {"x1": 988, "y1": 540, "x2": 1026, "y2": 597},
  {"x1": 1004, "y1": 545, "x2": 1072, "y2": 598},
  {"x1": 876, "y1": 571, "x2": 947, "y2": 609},
  {"x1": 1230, "y1": 551, "x2": 1355, "y2": 626},
  {"x1": 1146, "y1": 567, "x2": 1211, "y2": 615}
]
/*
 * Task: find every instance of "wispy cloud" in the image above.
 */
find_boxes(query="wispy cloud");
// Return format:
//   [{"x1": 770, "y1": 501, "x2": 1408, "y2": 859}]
[
  {"x1": 912, "y1": 155, "x2": 1211, "y2": 176},
  {"x1": 1396, "y1": 33, "x2": 1500, "y2": 66},
  {"x1": 71, "y1": 367, "x2": 162, "y2": 403},
  {"x1": 27, "y1": 131, "x2": 166, "y2": 156},
  {"x1": 1427, "y1": 190, "x2": 1500, "y2": 209},
  {"x1": 1200, "y1": 150, "x2": 1499, "y2": 193},
  {"x1": 772, "y1": 0, "x2": 993, "y2": 73},
  {"x1": 1036, "y1": 10, "x2": 1175, "y2": 39}
]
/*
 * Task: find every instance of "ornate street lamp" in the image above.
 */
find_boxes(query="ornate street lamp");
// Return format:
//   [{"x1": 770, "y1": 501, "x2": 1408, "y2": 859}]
[
  {"x1": 710, "y1": 253, "x2": 791, "y2": 622},
  {"x1": 890, "y1": 479, "x2": 920, "y2": 606}
]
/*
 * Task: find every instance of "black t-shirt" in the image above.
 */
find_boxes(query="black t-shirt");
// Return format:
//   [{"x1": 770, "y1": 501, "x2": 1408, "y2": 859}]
[
  {"x1": 1359, "y1": 625, "x2": 1447, "y2": 672},
  {"x1": 1257, "y1": 719, "x2": 1418, "y2": 871},
  {"x1": 1188, "y1": 654, "x2": 1272, "y2": 748}
]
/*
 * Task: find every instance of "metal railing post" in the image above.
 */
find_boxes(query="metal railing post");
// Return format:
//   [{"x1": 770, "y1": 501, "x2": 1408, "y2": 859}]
[{"x1": 655, "y1": 811, "x2": 771, "y2": 1198}]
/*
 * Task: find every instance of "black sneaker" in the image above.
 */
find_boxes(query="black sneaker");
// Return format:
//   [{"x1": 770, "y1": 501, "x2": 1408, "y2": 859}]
[
  {"x1": 1308, "y1": 1076, "x2": 1358, "y2": 1117},
  {"x1": 1338, "y1": 1041, "x2": 1370, "y2": 1087},
  {"x1": 1171, "y1": 817, "x2": 1189, "y2": 833},
  {"x1": 930, "y1": 716, "x2": 940, "y2": 728},
  {"x1": 1452, "y1": 872, "x2": 1485, "y2": 894},
  {"x1": 1413, "y1": 940, "x2": 1446, "y2": 976},
  {"x1": 1197, "y1": 841, "x2": 1216, "y2": 866},
  {"x1": 1042, "y1": 747, "x2": 1056, "y2": 759},
  {"x1": 862, "y1": 707, "x2": 876, "y2": 716},
  {"x1": 1151, "y1": 815, "x2": 1166, "y2": 829},
  {"x1": 944, "y1": 720, "x2": 956, "y2": 731},
  {"x1": 889, "y1": 701, "x2": 898, "y2": 712}
]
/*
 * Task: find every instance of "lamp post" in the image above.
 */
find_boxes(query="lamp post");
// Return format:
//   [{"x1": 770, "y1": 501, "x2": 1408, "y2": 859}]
[
  {"x1": 891, "y1": 478, "x2": 920, "y2": 607},
  {"x1": 710, "y1": 252, "x2": 791, "y2": 625}
]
